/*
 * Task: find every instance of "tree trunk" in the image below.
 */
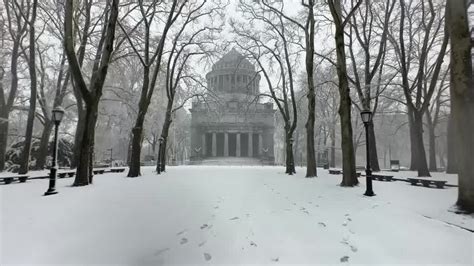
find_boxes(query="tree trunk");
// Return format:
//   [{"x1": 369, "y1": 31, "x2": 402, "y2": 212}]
[
  {"x1": 159, "y1": 106, "x2": 173, "y2": 173},
  {"x1": 73, "y1": 103, "x2": 98, "y2": 186},
  {"x1": 426, "y1": 113, "x2": 438, "y2": 172},
  {"x1": 304, "y1": 1, "x2": 317, "y2": 178},
  {"x1": 446, "y1": 0, "x2": 474, "y2": 213},
  {"x1": 331, "y1": 1, "x2": 357, "y2": 186},
  {"x1": 339, "y1": 93, "x2": 357, "y2": 186},
  {"x1": 18, "y1": 0, "x2": 38, "y2": 175},
  {"x1": 71, "y1": 88, "x2": 85, "y2": 169},
  {"x1": 408, "y1": 109, "x2": 419, "y2": 171},
  {"x1": 330, "y1": 122, "x2": 336, "y2": 168},
  {"x1": 285, "y1": 130, "x2": 296, "y2": 174},
  {"x1": 446, "y1": 114, "x2": 457, "y2": 173},
  {"x1": 35, "y1": 120, "x2": 53, "y2": 170},
  {"x1": 0, "y1": 110, "x2": 9, "y2": 171},
  {"x1": 368, "y1": 122, "x2": 380, "y2": 171},
  {"x1": 127, "y1": 106, "x2": 149, "y2": 177},
  {"x1": 412, "y1": 111, "x2": 431, "y2": 177},
  {"x1": 127, "y1": 68, "x2": 150, "y2": 177}
]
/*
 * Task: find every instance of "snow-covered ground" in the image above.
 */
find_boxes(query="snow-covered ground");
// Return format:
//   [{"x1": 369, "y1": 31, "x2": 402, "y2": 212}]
[{"x1": 1, "y1": 166, "x2": 473, "y2": 265}]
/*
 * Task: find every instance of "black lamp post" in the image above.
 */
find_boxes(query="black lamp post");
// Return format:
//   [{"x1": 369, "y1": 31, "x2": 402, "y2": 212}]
[
  {"x1": 156, "y1": 137, "x2": 164, "y2": 174},
  {"x1": 44, "y1": 107, "x2": 65, "y2": 196},
  {"x1": 361, "y1": 109, "x2": 375, "y2": 196}
]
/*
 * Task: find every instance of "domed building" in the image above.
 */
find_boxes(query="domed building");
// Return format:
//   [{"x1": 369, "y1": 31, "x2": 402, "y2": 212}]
[{"x1": 190, "y1": 48, "x2": 275, "y2": 164}]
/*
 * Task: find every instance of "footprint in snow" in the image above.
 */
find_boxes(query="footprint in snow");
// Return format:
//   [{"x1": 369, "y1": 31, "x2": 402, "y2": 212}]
[
  {"x1": 340, "y1": 255, "x2": 349, "y2": 263},
  {"x1": 200, "y1": 224, "x2": 208, "y2": 229},
  {"x1": 350, "y1": 245, "x2": 358, "y2": 252},
  {"x1": 342, "y1": 221, "x2": 348, "y2": 226},
  {"x1": 204, "y1": 253, "x2": 212, "y2": 261},
  {"x1": 180, "y1": 238, "x2": 188, "y2": 244},
  {"x1": 271, "y1": 257, "x2": 279, "y2": 262},
  {"x1": 250, "y1": 241, "x2": 258, "y2": 247},
  {"x1": 198, "y1": 241, "x2": 206, "y2": 247},
  {"x1": 154, "y1": 248, "x2": 170, "y2": 256},
  {"x1": 176, "y1": 230, "x2": 187, "y2": 236},
  {"x1": 230, "y1": 216, "x2": 239, "y2": 220},
  {"x1": 318, "y1": 222, "x2": 326, "y2": 227}
]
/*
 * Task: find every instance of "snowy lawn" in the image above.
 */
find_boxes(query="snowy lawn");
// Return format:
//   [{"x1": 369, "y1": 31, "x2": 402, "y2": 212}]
[{"x1": 1, "y1": 166, "x2": 473, "y2": 265}]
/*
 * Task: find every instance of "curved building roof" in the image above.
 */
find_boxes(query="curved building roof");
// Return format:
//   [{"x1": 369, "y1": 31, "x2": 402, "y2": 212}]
[{"x1": 211, "y1": 48, "x2": 255, "y2": 71}]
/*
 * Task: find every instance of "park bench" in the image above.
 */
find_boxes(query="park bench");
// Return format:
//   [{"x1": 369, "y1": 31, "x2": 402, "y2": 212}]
[
  {"x1": 58, "y1": 170, "x2": 75, "y2": 178},
  {"x1": 372, "y1": 174, "x2": 393, "y2": 181},
  {"x1": 0, "y1": 175, "x2": 29, "y2": 184},
  {"x1": 110, "y1": 168, "x2": 126, "y2": 173},
  {"x1": 407, "y1": 178, "x2": 447, "y2": 189},
  {"x1": 328, "y1": 169, "x2": 342, "y2": 175},
  {"x1": 93, "y1": 169, "x2": 105, "y2": 175}
]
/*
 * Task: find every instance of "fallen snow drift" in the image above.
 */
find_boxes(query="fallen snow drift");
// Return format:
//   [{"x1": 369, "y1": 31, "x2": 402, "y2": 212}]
[{"x1": 1, "y1": 166, "x2": 472, "y2": 265}]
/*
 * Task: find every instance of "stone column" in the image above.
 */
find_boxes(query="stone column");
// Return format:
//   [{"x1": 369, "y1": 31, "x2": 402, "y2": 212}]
[
  {"x1": 236, "y1": 133, "x2": 241, "y2": 157},
  {"x1": 248, "y1": 132, "x2": 253, "y2": 157},
  {"x1": 202, "y1": 134, "x2": 206, "y2": 157},
  {"x1": 258, "y1": 133, "x2": 263, "y2": 156},
  {"x1": 224, "y1": 133, "x2": 229, "y2": 157},
  {"x1": 212, "y1": 132, "x2": 217, "y2": 157}
]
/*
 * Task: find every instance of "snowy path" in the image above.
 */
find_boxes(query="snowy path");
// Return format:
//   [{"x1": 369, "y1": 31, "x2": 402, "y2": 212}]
[{"x1": 1, "y1": 166, "x2": 472, "y2": 265}]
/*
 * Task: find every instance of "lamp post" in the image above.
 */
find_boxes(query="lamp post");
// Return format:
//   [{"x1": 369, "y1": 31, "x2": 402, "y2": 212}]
[
  {"x1": 361, "y1": 109, "x2": 375, "y2": 196},
  {"x1": 44, "y1": 107, "x2": 65, "y2": 196},
  {"x1": 156, "y1": 137, "x2": 164, "y2": 174}
]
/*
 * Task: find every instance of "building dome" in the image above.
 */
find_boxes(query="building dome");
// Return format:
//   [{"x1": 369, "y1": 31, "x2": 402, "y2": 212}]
[
  {"x1": 206, "y1": 48, "x2": 260, "y2": 95},
  {"x1": 212, "y1": 48, "x2": 255, "y2": 71}
]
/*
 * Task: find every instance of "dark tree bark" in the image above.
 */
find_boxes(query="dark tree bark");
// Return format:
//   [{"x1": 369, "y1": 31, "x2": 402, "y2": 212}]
[
  {"x1": 70, "y1": 0, "x2": 92, "y2": 169},
  {"x1": 446, "y1": 114, "x2": 457, "y2": 173},
  {"x1": 426, "y1": 111, "x2": 437, "y2": 172},
  {"x1": 18, "y1": 0, "x2": 38, "y2": 175},
  {"x1": 303, "y1": 0, "x2": 317, "y2": 178},
  {"x1": 446, "y1": 0, "x2": 474, "y2": 213},
  {"x1": 64, "y1": 0, "x2": 120, "y2": 186},
  {"x1": 329, "y1": 0, "x2": 360, "y2": 186}
]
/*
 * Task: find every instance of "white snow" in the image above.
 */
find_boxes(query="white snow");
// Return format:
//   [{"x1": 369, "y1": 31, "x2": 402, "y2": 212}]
[{"x1": 1, "y1": 166, "x2": 473, "y2": 265}]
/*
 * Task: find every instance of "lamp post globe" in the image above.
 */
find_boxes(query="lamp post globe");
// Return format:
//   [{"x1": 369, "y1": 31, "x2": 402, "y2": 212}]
[
  {"x1": 360, "y1": 109, "x2": 375, "y2": 197},
  {"x1": 44, "y1": 107, "x2": 65, "y2": 196}
]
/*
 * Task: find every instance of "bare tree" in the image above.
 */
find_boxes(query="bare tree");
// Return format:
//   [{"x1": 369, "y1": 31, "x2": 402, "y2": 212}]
[
  {"x1": 346, "y1": 0, "x2": 396, "y2": 172},
  {"x1": 388, "y1": 0, "x2": 449, "y2": 177},
  {"x1": 328, "y1": 0, "x2": 362, "y2": 186},
  {"x1": 157, "y1": 3, "x2": 218, "y2": 172},
  {"x1": 17, "y1": 0, "x2": 38, "y2": 174},
  {"x1": 424, "y1": 66, "x2": 449, "y2": 172},
  {"x1": 233, "y1": 2, "x2": 299, "y2": 174},
  {"x1": 259, "y1": 0, "x2": 318, "y2": 177},
  {"x1": 64, "y1": 0, "x2": 120, "y2": 185},
  {"x1": 0, "y1": 0, "x2": 30, "y2": 171},
  {"x1": 119, "y1": 0, "x2": 186, "y2": 177},
  {"x1": 446, "y1": 0, "x2": 473, "y2": 213}
]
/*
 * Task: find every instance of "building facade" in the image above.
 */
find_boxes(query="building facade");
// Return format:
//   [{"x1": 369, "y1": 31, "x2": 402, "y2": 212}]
[{"x1": 190, "y1": 49, "x2": 275, "y2": 164}]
